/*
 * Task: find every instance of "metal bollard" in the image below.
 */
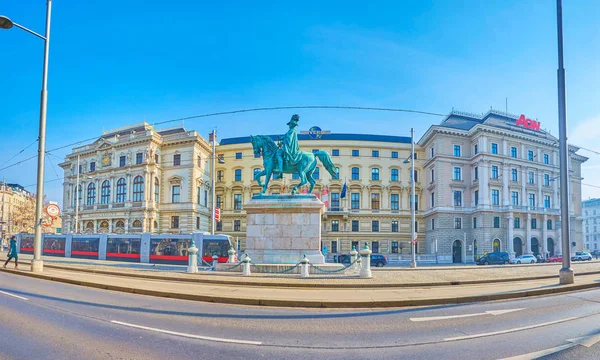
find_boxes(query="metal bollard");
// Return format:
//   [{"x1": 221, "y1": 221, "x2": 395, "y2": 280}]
[
  {"x1": 227, "y1": 246, "x2": 236, "y2": 263},
  {"x1": 359, "y1": 243, "x2": 372, "y2": 278},
  {"x1": 350, "y1": 246, "x2": 358, "y2": 272},
  {"x1": 212, "y1": 254, "x2": 219, "y2": 271},
  {"x1": 187, "y1": 241, "x2": 199, "y2": 273},
  {"x1": 300, "y1": 255, "x2": 310, "y2": 278},
  {"x1": 242, "y1": 254, "x2": 251, "y2": 276}
]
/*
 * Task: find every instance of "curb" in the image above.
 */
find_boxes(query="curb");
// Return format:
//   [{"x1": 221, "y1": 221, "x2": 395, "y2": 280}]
[
  {"x1": 5, "y1": 257, "x2": 600, "y2": 289},
  {"x1": 2, "y1": 266, "x2": 600, "y2": 308}
]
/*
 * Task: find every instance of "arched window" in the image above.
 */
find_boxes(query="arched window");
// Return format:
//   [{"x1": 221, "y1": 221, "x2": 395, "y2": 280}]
[
  {"x1": 371, "y1": 168, "x2": 380, "y2": 181},
  {"x1": 133, "y1": 176, "x2": 144, "y2": 202},
  {"x1": 115, "y1": 220, "x2": 125, "y2": 228},
  {"x1": 351, "y1": 167, "x2": 360, "y2": 180},
  {"x1": 87, "y1": 183, "x2": 96, "y2": 205},
  {"x1": 101, "y1": 180, "x2": 110, "y2": 204},
  {"x1": 132, "y1": 220, "x2": 142, "y2": 228},
  {"x1": 493, "y1": 239, "x2": 501, "y2": 252},
  {"x1": 85, "y1": 221, "x2": 94, "y2": 229},
  {"x1": 99, "y1": 221, "x2": 109, "y2": 229},
  {"x1": 116, "y1": 178, "x2": 126, "y2": 203},
  {"x1": 154, "y1": 177, "x2": 160, "y2": 203}
]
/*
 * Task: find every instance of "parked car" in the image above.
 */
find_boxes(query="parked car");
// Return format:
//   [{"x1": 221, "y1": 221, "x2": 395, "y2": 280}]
[
  {"x1": 371, "y1": 254, "x2": 388, "y2": 267},
  {"x1": 547, "y1": 254, "x2": 563, "y2": 263},
  {"x1": 512, "y1": 255, "x2": 537, "y2": 264},
  {"x1": 571, "y1": 252, "x2": 592, "y2": 261},
  {"x1": 476, "y1": 252, "x2": 510, "y2": 265}
]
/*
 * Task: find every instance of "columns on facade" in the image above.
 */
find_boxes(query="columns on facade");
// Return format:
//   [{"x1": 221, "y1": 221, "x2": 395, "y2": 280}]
[
  {"x1": 507, "y1": 214, "x2": 515, "y2": 258},
  {"x1": 126, "y1": 174, "x2": 132, "y2": 202},
  {"x1": 537, "y1": 171, "x2": 543, "y2": 209},
  {"x1": 108, "y1": 218, "x2": 113, "y2": 233},
  {"x1": 362, "y1": 186, "x2": 370, "y2": 210},
  {"x1": 521, "y1": 167, "x2": 527, "y2": 206},
  {"x1": 502, "y1": 139, "x2": 508, "y2": 156},
  {"x1": 482, "y1": 136, "x2": 488, "y2": 152},
  {"x1": 526, "y1": 213, "x2": 532, "y2": 254},
  {"x1": 480, "y1": 160, "x2": 489, "y2": 206}
]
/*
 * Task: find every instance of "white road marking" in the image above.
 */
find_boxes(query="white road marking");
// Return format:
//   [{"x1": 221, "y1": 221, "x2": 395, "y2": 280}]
[
  {"x1": 410, "y1": 308, "x2": 524, "y2": 322},
  {"x1": 498, "y1": 333, "x2": 600, "y2": 359},
  {"x1": 0, "y1": 290, "x2": 28, "y2": 301},
  {"x1": 111, "y1": 320, "x2": 263, "y2": 345},
  {"x1": 443, "y1": 317, "x2": 577, "y2": 341}
]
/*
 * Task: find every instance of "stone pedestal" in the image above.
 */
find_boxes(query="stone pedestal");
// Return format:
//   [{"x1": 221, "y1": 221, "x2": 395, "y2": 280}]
[{"x1": 245, "y1": 195, "x2": 325, "y2": 264}]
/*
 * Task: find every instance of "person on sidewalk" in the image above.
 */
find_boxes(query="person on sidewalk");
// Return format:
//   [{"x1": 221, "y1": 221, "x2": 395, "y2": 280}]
[{"x1": 3, "y1": 236, "x2": 18, "y2": 269}]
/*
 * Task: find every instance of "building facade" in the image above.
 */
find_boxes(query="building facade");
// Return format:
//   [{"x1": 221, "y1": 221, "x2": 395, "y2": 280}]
[
  {"x1": 419, "y1": 110, "x2": 587, "y2": 263},
  {"x1": 59, "y1": 123, "x2": 213, "y2": 234},
  {"x1": 583, "y1": 198, "x2": 600, "y2": 252},
  {"x1": 216, "y1": 133, "x2": 426, "y2": 260}
]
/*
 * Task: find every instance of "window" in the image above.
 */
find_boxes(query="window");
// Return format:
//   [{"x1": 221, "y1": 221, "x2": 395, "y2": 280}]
[
  {"x1": 474, "y1": 190, "x2": 479, "y2": 206},
  {"x1": 430, "y1": 192, "x2": 435, "y2": 207},
  {"x1": 453, "y1": 145, "x2": 461, "y2": 157},
  {"x1": 454, "y1": 217, "x2": 462, "y2": 229},
  {"x1": 454, "y1": 190, "x2": 462, "y2": 206},
  {"x1": 195, "y1": 217, "x2": 200, "y2": 230},
  {"x1": 136, "y1": 153, "x2": 143, "y2": 165},
  {"x1": 253, "y1": 168, "x2": 261, "y2": 179},
  {"x1": 494, "y1": 216, "x2": 500, "y2": 228},
  {"x1": 511, "y1": 169, "x2": 518, "y2": 181},
  {"x1": 474, "y1": 167, "x2": 478, "y2": 180},
  {"x1": 453, "y1": 167, "x2": 462, "y2": 181},
  {"x1": 413, "y1": 195, "x2": 419, "y2": 211},
  {"x1": 392, "y1": 221, "x2": 399, "y2": 232},
  {"x1": 491, "y1": 143, "x2": 498, "y2": 154},
  {"x1": 332, "y1": 149, "x2": 339, "y2": 156},
  {"x1": 392, "y1": 241, "x2": 399, "y2": 253},
  {"x1": 352, "y1": 220, "x2": 359, "y2": 232},
  {"x1": 543, "y1": 154, "x2": 549, "y2": 164},
  {"x1": 391, "y1": 169, "x2": 399, "y2": 182},
  {"x1": 87, "y1": 182, "x2": 96, "y2": 205},
  {"x1": 154, "y1": 178, "x2": 160, "y2": 203},
  {"x1": 492, "y1": 189, "x2": 500, "y2": 205},
  {"x1": 331, "y1": 220, "x2": 339, "y2": 232},
  {"x1": 75, "y1": 185, "x2": 82, "y2": 206},
  {"x1": 528, "y1": 171, "x2": 535, "y2": 184},
  {"x1": 430, "y1": 218, "x2": 435, "y2": 230},
  {"x1": 235, "y1": 152, "x2": 242, "y2": 159},
  {"x1": 473, "y1": 217, "x2": 477, "y2": 229},
  {"x1": 528, "y1": 150, "x2": 534, "y2": 161},
  {"x1": 413, "y1": 170, "x2": 418, "y2": 182},
  {"x1": 171, "y1": 216, "x2": 179, "y2": 229},
  {"x1": 351, "y1": 167, "x2": 360, "y2": 180},
  {"x1": 172, "y1": 185, "x2": 180, "y2": 203},
  {"x1": 529, "y1": 193, "x2": 536, "y2": 207},
  {"x1": 431, "y1": 168, "x2": 435, "y2": 182},
  {"x1": 511, "y1": 147, "x2": 517, "y2": 158},
  {"x1": 531, "y1": 218, "x2": 537, "y2": 229},
  {"x1": 331, "y1": 193, "x2": 340, "y2": 210},
  {"x1": 371, "y1": 193, "x2": 380, "y2": 209},
  {"x1": 155, "y1": 154, "x2": 159, "y2": 164},
  {"x1": 474, "y1": 144, "x2": 478, "y2": 155},
  {"x1": 78, "y1": 164, "x2": 83, "y2": 174},
  {"x1": 234, "y1": 220, "x2": 241, "y2": 232},
  {"x1": 351, "y1": 193, "x2": 360, "y2": 209},
  {"x1": 234, "y1": 194, "x2": 242, "y2": 210},
  {"x1": 371, "y1": 168, "x2": 379, "y2": 181},
  {"x1": 352, "y1": 149, "x2": 359, "y2": 157},
  {"x1": 332, "y1": 167, "x2": 340, "y2": 180},
  {"x1": 430, "y1": 147, "x2": 434, "y2": 158},
  {"x1": 101, "y1": 180, "x2": 110, "y2": 204},
  {"x1": 313, "y1": 167, "x2": 320, "y2": 179},
  {"x1": 372, "y1": 150, "x2": 379, "y2": 157},
  {"x1": 491, "y1": 166, "x2": 499, "y2": 179},
  {"x1": 132, "y1": 176, "x2": 144, "y2": 202},
  {"x1": 511, "y1": 191, "x2": 519, "y2": 206},
  {"x1": 234, "y1": 169, "x2": 242, "y2": 182},
  {"x1": 330, "y1": 240, "x2": 338, "y2": 253},
  {"x1": 412, "y1": 152, "x2": 418, "y2": 160},
  {"x1": 90, "y1": 162, "x2": 96, "y2": 172},
  {"x1": 547, "y1": 219, "x2": 553, "y2": 230},
  {"x1": 391, "y1": 151, "x2": 398, "y2": 159},
  {"x1": 116, "y1": 178, "x2": 126, "y2": 203},
  {"x1": 544, "y1": 195, "x2": 551, "y2": 208},
  {"x1": 544, "y1": 174, "x2": 550, "y2": 186},
  {"x1": 216, "y1": 195, "x2": 222, "y2": 209},
  {"x1": 217, "y1": 170, "x2": 224, "y2": 182},
  {"x1": 216, "y1": 221, "x2": 222, "y2": 231},
  {"x1": 371, "y1": 241, "x2": 379, "y2": 253},
  {"x1": 372, "y1": 220, "x2": 379, "y2": 232},
  {"x1": 173, "y1": 154, "x2": 181, "y2": 166},
  {"x1": 514, "y1": 217, "x2": 521, "y2": 228}
]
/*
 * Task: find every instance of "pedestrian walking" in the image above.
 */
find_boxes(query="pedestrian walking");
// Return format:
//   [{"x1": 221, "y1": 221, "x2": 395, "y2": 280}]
[{"x1": 3, "y1": 236, "x2": 18, "y2": 269}]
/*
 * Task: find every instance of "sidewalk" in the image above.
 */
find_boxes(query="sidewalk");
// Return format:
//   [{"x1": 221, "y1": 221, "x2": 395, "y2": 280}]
[{"x1": 2, "y1": 255, "x2": 600, "y2": 308}]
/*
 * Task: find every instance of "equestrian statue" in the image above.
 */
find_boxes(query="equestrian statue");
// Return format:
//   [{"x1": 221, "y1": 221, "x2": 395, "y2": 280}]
[{"x1": 250, "y1": 114, "x2": 337, "y2": 195}]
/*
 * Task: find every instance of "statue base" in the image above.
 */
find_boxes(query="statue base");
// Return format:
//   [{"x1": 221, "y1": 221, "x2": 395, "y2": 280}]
[{"x1": 244, "y1": 195, "x2": 325, "y2": 264}]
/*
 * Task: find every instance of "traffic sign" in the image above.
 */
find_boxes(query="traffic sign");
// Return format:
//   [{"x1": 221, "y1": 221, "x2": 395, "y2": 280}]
[{"x1": 46, "y1": 203, "x2": 60, "y2": 218}]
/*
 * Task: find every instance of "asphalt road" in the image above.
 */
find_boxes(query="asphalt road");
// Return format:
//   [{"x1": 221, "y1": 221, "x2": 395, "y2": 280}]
[{"x1": 1, "y1": 271, "x2": 599, "y2": 360}]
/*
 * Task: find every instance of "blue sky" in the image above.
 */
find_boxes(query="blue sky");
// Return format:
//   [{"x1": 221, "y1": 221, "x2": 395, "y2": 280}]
[{"x1": 1, "y1": 0, "x2": 599, "y2": 206}]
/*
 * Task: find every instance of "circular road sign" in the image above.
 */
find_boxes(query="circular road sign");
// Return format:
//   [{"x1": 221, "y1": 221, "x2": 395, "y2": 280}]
[{"x1": 46, "y1": 204, "x2": 60, "y2": 218}]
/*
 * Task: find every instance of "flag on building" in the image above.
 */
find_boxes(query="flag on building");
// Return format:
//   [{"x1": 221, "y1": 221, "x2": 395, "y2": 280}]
[
  {"x1": 321, "y1": 188, "x2": 329, "y2": 208},
  {"x1": 341, "y1": 181, "x2": 347, "y2": 198}
]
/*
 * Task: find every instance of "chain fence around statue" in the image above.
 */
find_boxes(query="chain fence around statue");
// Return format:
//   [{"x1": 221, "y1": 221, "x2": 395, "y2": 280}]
[{"x1": 250, "y1": 114, "x2": 337, "y2": 195}]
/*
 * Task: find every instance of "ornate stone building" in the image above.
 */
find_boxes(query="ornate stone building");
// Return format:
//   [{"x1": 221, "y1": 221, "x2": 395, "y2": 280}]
[
  {"x1": 59, "y1": 123, "x2": 212, "y2": 234},
  {"x1": 583, "y1": 198, "x2": 600, "y2": 252}
]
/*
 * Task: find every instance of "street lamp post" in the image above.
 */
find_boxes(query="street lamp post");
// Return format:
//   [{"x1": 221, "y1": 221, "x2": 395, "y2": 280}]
[
  {"x1": 1, "y1": 0, "x2": 53, "y2": 273},
  {"x1": 210, "y1": 130, "x2": 216, "y2": 235},
  {"x1": 404, "y1": 128, "x2": 417, "y2": 268},
  {"x1": 556, "y1": 0, "x2": 573, "y2": 284},
  {"x1": 74, "y1": 155, "x2": 80, "y2": 234}
]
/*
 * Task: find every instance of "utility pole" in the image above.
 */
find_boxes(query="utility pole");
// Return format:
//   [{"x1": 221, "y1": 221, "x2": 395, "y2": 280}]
[
  {"x1": 410, "y1": 128, "x2": 417, "y2": 268},
  {"x1": 1, "y1": 177, "x2": 5, "y2": 249},
  {"x1": 210, "y1": 130, "x2": 216, "y2": 235},
  {"x1": 74, "y1": 155, "x2": 80, "y2": 234}
]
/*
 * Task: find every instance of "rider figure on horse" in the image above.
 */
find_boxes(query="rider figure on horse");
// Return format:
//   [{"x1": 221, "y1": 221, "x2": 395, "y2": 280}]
[{"x1": 277, "y1": 114, "x2": 302, "y2": 174}]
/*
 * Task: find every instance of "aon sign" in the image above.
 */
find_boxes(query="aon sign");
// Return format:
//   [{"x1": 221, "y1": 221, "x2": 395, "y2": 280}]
[{"x1": 516, "y1": 114, "x2": 541, "y2": 131}]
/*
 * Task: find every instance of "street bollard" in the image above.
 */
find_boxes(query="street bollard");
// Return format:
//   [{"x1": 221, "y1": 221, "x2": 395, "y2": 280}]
[
  {"x1": 359, "y1": 243, "x2": 372, "y2": 278},
  {"x1": 212, "y1": 254, "x2": 219, "y2": 271},
  {"x1": 350, "y1": 246, "x2": 358, "y2": 272},
  {"x1": 242, "y1": 254, "x2": 251, "y2": 276},
  {"x1": 300, "y1": 255, "x2": 310, "y2": 278},
  {"x1": 228, "y1": 246, "x2": 236, "y2": 263},
  {"x1": 187, "y1": 241, "x2": 199, "y2": 273}
]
